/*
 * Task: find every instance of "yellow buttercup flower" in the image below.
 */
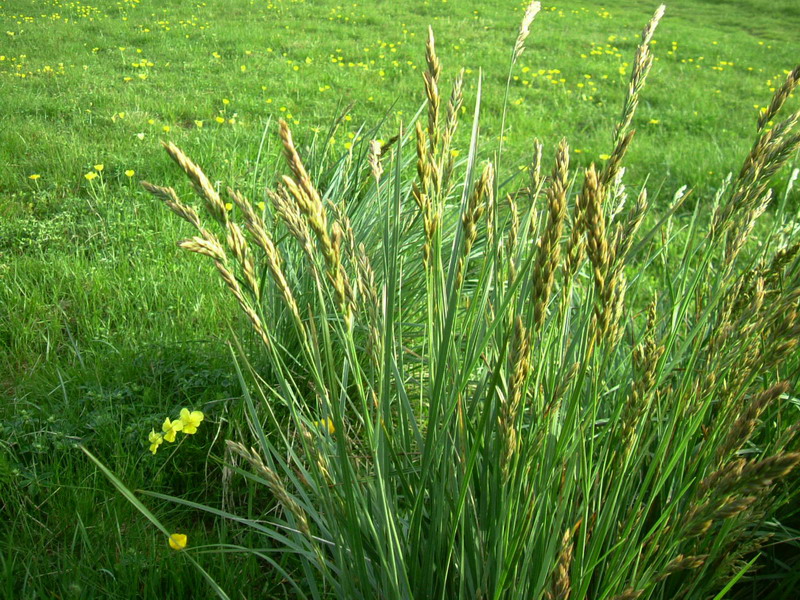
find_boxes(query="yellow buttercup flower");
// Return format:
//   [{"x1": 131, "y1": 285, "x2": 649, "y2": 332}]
[
  {"x1": 125, "y1": 170, "x2": 135, "y2": 177},
  {"x1": 169, "y1": 533, "x2": 187, "y2": 550},
  {"x1": 162, "y1": 417, "x2": 183, "y2": 442},
  {"x1": 84, "y1": 172, "x2": 98, "y2": 181},
  {"x1": 94, "y1": 164, "x2": 104, "y2": 171},
  {"x1": 29, "y1": 174, "x2": 41, "y2": 180},
  {"x1": 148, "y1": 430, "x2": 164, "y2": 454},
  {"x1": 179, "y1": 408, "x2": 204, "y2": 434},
  {"x1": 313, "y1": 418, "x2": 335, "y2": 435}
]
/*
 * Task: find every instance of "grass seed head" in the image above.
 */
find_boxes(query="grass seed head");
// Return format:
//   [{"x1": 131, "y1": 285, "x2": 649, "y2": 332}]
[{"x1": 514, "y1": 1, "x2": 542, "y2": 62}]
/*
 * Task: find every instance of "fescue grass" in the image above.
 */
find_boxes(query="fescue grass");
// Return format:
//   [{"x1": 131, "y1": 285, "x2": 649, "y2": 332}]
[{"x1": 1, "y1": 0, "x2": 799, "y2": 598}]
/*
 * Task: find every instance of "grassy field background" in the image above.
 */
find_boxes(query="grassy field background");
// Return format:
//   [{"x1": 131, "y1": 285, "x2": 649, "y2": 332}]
[{"x1": 1, "y1": 0, "x2": 799, "y2": 597}]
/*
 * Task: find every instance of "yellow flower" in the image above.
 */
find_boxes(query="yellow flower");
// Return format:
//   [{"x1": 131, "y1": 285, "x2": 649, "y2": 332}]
[
  {"x1": 162, "y1": 125, "x2": 170, "y2": 133},
  {"x1": 194, "y1": 120, "x2": 203, "y2": 128},
  {"x1": 599, "y1": 153, "x2": 611, "y2": 160},
  {"x1": 149, "y1": 430, "x2": 164, "y2": 454},
  {"x1": 29, "y1": 174, "x2": 41, "y2": 180},
  {"x1": 225, "y1": 202, "x2": 233, "y2": 211},
  {"x1": 179, "y1": 408, "x2": 204, "y2": 434},
  {"x1": 84, "y1": 172, "x2": 98, "y2": 181},
  {"x1": 215, "y1": 116, "x2": 225, "y2": 124},
  {"x1": 313, "y1": 418, "x2": 335, "y2": 435},
  {"x1": 94, "y1": 164, "x2": 104, "y2": 171},
  {"x1": 257, "y1": 201, "x2": 266, "y2": 211},
  {"x1": 168, "y1": 533, "x2": 187, "y2": 550},
  {"x1": 125, "y1": 169, "x2": 135, "y2": 177},
  {"x1": 162, "y1": 417, "x2": 183, "y2": 442}
]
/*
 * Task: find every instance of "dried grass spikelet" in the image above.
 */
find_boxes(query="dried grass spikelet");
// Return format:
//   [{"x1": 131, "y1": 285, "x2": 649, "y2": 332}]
[
  {"x1": 525, "y1": 138, "x2": 545, "y2": 244},
  {"x1": 457, "y1": 162, "x2": 493, "y2": 288},
  {"x1": 441, "y1": 69, "x2": 465, "y2": 194},
  {"x1": 226, "y1": 441, "x2": 311, "y2": 537},
  {"x1": 758, "y1": 65, "x2": 800, "y2": 132},
  {"x1": 548, "y1": 519, "x2": 580, "y2": 600},
  {"x1": 278, "y1": 118, "x2": 323, "y2": 212},
  {"x1": 767, "y1": 241, "x2": 800, "y2": 286},
  {"x1": 356, "y1": 243, "x2": 382, "y2": 370},
  {"x1": 532, "y1": 139, "x2": 569, "y2": 329},
  {"x1": 214, "y1": 259, "x2": 273, "y2": 349},
  {"x1": 530, "y1": 138, "x2": 545, "y2": 196},
  {"x1": 413, "y1": 121, "x2": 439, "y2": 268},
  {"x1": 141, "y1": 181, "x2": 204, "y2": 231},
  {"x1": 443, "y1": 68, "x2": 464, "y2": 148},
  {"x1": 581, "y1": 165, "x2": 608, "y2": 292},
  {"x1": 224, "y1": 219, "x2": 259, "y2": 300},
  {"x1": 733, "y1": 453, "x2": 800, "y2": 495},
  {"x1": 713, "y1": 109, "x2": 800, "y2": 240},
  {"x1": 161, "y1": 141, "x2": 229, "y2": 226},
  {"x1": 687, "y1": 452, "x2": 800, "y2": 537},
  {"x1": 615, "y1": 186, "x2": 648, "y2": 265},
  {"x1": 716, "y1": 382, "x2": 789, "y2": 464},
  {"x1": 622, "y1": 298, "x2": 664, "y2": 453},
  {"x1": 499, "y1": 316, "x2": 531, "y2": 474},
  {"x1": 601, "y1": 130, "x2": 635, "y2": 189},
  {"x1": 228, "y1": 187, "x2": 305, "y2": 335},
  {"x1": 513, "y1": 1, "x2": 542, "y2": 62},
  {"x1": 423, "y1": 26, "x2": 442, "y2": 155},
  {"x1": 508, "y1": 193, "x2": 521, "y2": 283},
  {"x1": 611, "y1": 5, "x2": 665, "y2": 144},
  {"x1": 563, "y1": 174, "x2": 591, "y2": 285},
  {"x1": 604, "y1": 269, "x2": 628, "y2": 347},
  {"x1": 368, "y1": 139, "x2": 383, "y2": 182},
  {"x1": 142, "y1": 180, "x2": 273, "y2": 350},
  {"x1": 269, "y1": 187, "x2": 316, "y2": 265},
  {"x1": 609, "y1": 587, "x2": 643, "y2": 600},
  {"x1": 278, "y1": 119, "x2": 353, "y2": 328},
  {"x1": 178, "y1": 235, "x2": 226, "y2": 261},
  {"x1": 578, "y1": 164, "x2": 614, "y2": 343},
  {"x1": 655, "y1": 554, "x2": 707, "y2": 582},
  {"x1": 414, "y1": 120, "x2": 433, "y2": 201},
  {"x1": 724, "y1": 189, "x2": 773, "y2": 266}
]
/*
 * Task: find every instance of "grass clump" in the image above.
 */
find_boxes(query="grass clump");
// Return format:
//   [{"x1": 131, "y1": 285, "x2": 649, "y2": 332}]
[{"x1": 90, "y1": 3, "x2": 800, "y2": 598}]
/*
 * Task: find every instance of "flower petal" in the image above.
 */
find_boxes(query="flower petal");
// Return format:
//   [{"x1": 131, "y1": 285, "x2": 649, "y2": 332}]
[{"x1": 168, "y1": 533, "x2": 187, "y2": 550}]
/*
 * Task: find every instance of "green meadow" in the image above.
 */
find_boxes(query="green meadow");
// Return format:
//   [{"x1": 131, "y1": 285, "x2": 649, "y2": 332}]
[{"x1": 1, "y1": 0, "x2": 800, "y2": 598}]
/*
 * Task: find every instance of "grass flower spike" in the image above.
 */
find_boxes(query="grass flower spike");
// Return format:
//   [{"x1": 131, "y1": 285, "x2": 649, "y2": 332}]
[
  {"x1": 179, "y1": 408, "x2": 204, "y2": 434},
  {"x1": 161, "y1": 417, "x2": 183, "y2": 442},
  {"x1": 168, "y1": 533, "x2": 187, "y2": 551}
]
